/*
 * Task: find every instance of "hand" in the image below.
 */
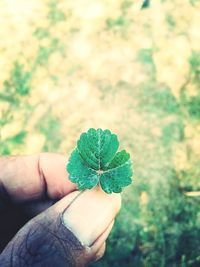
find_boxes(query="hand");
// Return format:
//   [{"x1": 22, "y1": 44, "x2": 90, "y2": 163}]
[{"x1": 0, "y1": 153, "x2": 121, "y2": 267}]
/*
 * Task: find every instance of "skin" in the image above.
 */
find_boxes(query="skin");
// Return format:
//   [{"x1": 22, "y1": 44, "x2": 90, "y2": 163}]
[{"x1": 0, "y1": 153, "x2": 121, "y2": 267}]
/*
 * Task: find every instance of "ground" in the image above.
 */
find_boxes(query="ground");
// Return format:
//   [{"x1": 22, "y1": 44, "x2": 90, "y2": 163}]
[{"x1": 0, "y1": 1, "x2": 200, "y2": 266}]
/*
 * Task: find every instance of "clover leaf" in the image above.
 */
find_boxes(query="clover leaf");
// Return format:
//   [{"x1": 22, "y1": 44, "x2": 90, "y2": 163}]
[{"x1": 66, "y1": 128, "x2": 133, "y2": 193}]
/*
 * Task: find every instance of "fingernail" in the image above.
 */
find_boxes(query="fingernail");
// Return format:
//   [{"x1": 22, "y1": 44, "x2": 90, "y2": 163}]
[{"x1": 62, "y1": 186, "x2": 121, "y2": 246}]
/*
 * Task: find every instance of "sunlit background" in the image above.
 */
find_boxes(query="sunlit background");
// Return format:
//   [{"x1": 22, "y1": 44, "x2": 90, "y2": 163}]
[{"x1": 0, "y1": 0, "x2": 200, "y2": 266}]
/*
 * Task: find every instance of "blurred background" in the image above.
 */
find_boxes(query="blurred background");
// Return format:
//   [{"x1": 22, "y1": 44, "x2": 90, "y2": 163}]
[{"x1": 0, "y1": 0, "x2": 200, "y2": 266}]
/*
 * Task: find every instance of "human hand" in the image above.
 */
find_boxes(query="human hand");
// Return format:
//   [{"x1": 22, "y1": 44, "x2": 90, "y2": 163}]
[{"x1": 0, "y1": 153, "x2": 121, "y2": 267}]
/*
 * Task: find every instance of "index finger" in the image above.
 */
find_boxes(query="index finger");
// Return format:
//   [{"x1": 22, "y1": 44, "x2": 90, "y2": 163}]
[{"x1": 0, "y1": 153, "x2": 76, "y2": 203}]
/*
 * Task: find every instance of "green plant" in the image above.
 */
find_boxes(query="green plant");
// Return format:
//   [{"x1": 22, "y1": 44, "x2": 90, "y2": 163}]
[
  {"x1": 161, "y1": 121, "x2": 184, "y2": 145},
  {"x1": 66, "y1": 128, "x2": 133, "y2": 193},
  {"x1": 0, "y1": 0, "x2": 67, "y2": 156},
  {"x1": 141, "y1": 0, "x2": 150, "y2": 9},
  {"x1": 0, "y1": 62, "x2": 31, "y2": 104},
  {"x1": 47, "y1": 0, "x2": 66, "y2": 24},
  {"x1": 137, "y1": 49, "x2": 154, "y2": 65},
  {"x1": 189, "y1": 51, "x2": 200, "y2": 84},
  {"x1": 187, "y1": 94, "x2": 200, "y2": 119}
]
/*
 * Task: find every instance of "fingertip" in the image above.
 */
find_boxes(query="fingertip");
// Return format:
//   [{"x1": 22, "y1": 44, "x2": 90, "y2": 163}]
[
  {"x1": 111, "y1": 192, "x2": 122, "y2": 215},
  {"x1": 92, "y1": 186, "x2": 122, "y2": 217},
  {"x1": 92, "y1": 242, "x2": 106, "y2": 262},
  {"x1": 90, "y1": 220, "x2": 114, "y2": 250},
  {"x1": 62, "y1": 187, "x2": 121, "y2": 247},
  {"x1": 39, "y1": 153, "x2": 77, "y2": 199}
]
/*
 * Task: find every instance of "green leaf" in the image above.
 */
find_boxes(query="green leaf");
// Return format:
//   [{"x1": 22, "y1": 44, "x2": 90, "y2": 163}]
[
  {"x1": 66, "y1": 128, "x2": 133, "y2": 194},
  {"x1": 67, "y1": 149, "x2": 99, "y2": 190},
  {"x1": 77, "y1": 128, "x2": 119, "y2": 170},
  {"x1": 141, "y1": 0, "x2": 150, "y2": 9},
  {"x1": 107, "y1": 150, "x2": 130, "y2": 169}
]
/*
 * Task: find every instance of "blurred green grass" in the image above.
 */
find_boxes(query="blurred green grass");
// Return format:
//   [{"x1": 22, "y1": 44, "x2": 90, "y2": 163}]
[{"x1": 0, "y1": 0, "x2": 200, "y2": 266}]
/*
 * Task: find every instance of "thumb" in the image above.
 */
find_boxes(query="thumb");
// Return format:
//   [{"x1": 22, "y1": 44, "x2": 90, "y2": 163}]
[{"x1": 0, "y1": 187, "x2": 121, "y2": 267}]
